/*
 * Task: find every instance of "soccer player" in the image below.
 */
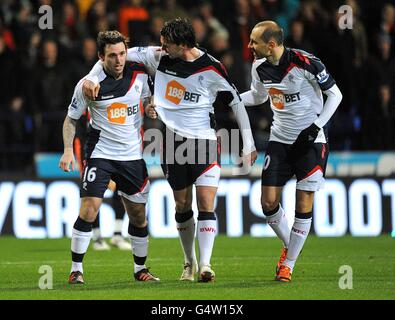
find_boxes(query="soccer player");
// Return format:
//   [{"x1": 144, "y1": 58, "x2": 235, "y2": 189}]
[
  {"x1": 84, "y1": 18, "x2": 258, "y2": 282},
  {"x1": 240, "y1": 21, "x2": 343, "y2": 282},
  {"x1": 74, "y1": 113, "x2": 132, "y2": 251},
  {"x1": 59, "y1": 31, "x2": 159, "y2": 284}
]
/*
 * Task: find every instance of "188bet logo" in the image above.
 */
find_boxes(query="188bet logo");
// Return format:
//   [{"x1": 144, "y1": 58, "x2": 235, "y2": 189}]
[
  {"x1": 165, "y1": 80, "x2": 201, "y2": 104},
  {"x1": 107, "y1": 102, "x2": 139, "y2": 124}
]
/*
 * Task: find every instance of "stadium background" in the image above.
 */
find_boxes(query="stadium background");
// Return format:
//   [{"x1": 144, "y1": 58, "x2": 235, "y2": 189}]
[{"x1": 0, "y1": 0, "x2": 394, "y2": 239}]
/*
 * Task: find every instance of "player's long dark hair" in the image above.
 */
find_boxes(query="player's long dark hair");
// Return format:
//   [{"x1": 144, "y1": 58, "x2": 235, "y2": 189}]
[{"x1": 160, "y1": 17, "x2": 197, "y2": 48}]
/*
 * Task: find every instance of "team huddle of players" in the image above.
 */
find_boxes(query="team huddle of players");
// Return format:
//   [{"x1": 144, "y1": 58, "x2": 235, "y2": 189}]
[{"x1": 59, "y1": 18, "x2": 342, "y2": 285}]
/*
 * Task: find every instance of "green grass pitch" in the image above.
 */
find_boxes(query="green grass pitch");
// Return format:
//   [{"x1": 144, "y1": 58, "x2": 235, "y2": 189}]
[{"x1": 0, "y1": 235, "x2": 394, "y2": 300}]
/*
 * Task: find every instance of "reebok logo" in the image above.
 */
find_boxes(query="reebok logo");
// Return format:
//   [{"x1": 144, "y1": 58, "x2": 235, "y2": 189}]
[{"x1": 165, "y1": 69, "x2": 177, "y2": 75}]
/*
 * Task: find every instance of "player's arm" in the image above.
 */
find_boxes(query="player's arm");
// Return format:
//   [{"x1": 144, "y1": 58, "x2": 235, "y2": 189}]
[
  {"x1": 210, "y1": 66, "x2": 257, "y2": 164},
  {"x1": 230, "y1": 100, "x2": 258, "y2": 165},
  {"x1": 83, "y1": 47, "x2": 162, "y2": 99},
  {"x1": 59, "y1": 116, "x2": 77, "y2": 172},
  {"x1": 59, "y1": 80, "x2": 89, "y2": 172},
  {"x1": 140, "y1": 73, "x2": 157, "y2": 119},
  {"x1": 293, "y1": 55, "x2": 342, "y2": 147},
  {"x1": 240, "y1": 61, "x2": 269, "y2": 106},
  {"x1": 314, "y1": 84, "x2": 342, "y2": 128}
]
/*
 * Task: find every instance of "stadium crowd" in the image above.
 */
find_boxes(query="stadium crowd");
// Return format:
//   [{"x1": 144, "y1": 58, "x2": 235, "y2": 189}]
[{"x1": 0, "y1": 0, "x2": 394, "y2": 173}]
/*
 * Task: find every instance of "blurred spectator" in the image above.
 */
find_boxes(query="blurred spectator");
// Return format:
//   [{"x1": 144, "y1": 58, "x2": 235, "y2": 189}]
[
  {"x1": 275, "y1": 0, "x2": 301, "y2": 36},
  {"x1": 118, "y1": 0, "x2": 150, "y2": 45},
  {"x1": 86, "y1": 0, "x2": 117, "y2": 38},
  {"x1": 58, "y1": 1, "x2": 87, "y2": 51},
  {"x1": 69, "y1": 37, "x2": 97, "y2": 84},
  {"x1": 361, "y1": 33, "x2": 395, "y2": 150},
  {"x1": 0, "y1": 31, "x2": 18, "y2": 107},
  {"x1": 9, "y1": 0, "x2": 37, "y2": 57},
  {"x1": 148, "y1": 15, "x2": 164, "y2": 44},
  {"x1": 345, "y1": 0, "x2": 368, "y2": 69},
  {"x1": 0, "y1": 96, "x2": 34, "y2": 172},
  {"x1": 285, "y1": 19, "x2": 314, "y2": 53},
  {"x1": 199, "y1": 1, "x2": 229, "y2": 40},
  {"x1": 227, "y1": 0, "x2": 256, "y2": 92},
  {"x1": 30, "y1": 39, "x2": 71, "y2": 152},
  {"x1": 0, "y1": 0, "x2": 395, "y2": 169},
  {"x1": 296, "y1": 0, "x2": 329, "y2": 52},
  {"x1": 380, "y1": 3, "x2": 395, "y2": 56},
  {"x1": 151, "y1": 0, "x2": 188, "y2": 22},
  {"x1": 192, "y1": 15, "x2": 210, "y2": 49},
  {"x1": 75, "y1": 0, "x2": 95, "y2": 20}
]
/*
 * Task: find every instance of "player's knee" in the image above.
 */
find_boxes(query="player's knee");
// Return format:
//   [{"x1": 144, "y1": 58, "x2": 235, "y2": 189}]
[
  {"x1": 126, "y1": 204, "x2": 146, "y2": 227},
  {"x1": 197, "y1": 198, "x2": 214, "y2": 212},
  {"x1": 79, "y1": 206, "x2": 98, "y2": 223},
  {"x1": 79, "y1": 198, "x2": 100, "y2": 222},
  {"x1": 175, "y1": 199, "x2": 192, "y2": 213},
  {"x1": 129, "y1": 215, "x2": 146, "y2": 228},
  {"x1": 295, "y1": 203, "x2": 313, "y2": 214},
  {"x1": 261, "y1": 200, "x2": 279, "y2": 214}
]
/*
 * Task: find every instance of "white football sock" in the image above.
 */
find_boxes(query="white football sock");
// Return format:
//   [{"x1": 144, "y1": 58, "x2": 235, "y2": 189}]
[
  {"x1": 265, "y1": 205, "x2": 290, "y2": 248},
  {"x1": 114, "y1": 219, "x2": 123, "y2": 235},
  {"x1": 71, "y1": 262, "x2": 83, "y2": 273},
  {"x1": 284, "y1": 217, "x2": 312, "y2": 272},
  {"x1": 177, "y1": 216, "x2": 197, "y2": 264},
  {"x1": 92, "y1": 227, "x2": 101, "y2": 241},
  {"x1": 71, "y1": 228, "x2": 92, "y2": 273},
  {"x1": 197, "y1": 218, "x2": 217, "y2": 268},
  {"x1": 130, "y1": 235, "x2": 148, "y2": 273}
]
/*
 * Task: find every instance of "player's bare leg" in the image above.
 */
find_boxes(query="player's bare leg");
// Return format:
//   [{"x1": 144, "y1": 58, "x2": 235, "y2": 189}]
[
  {"x1": 173, "y1": 186, "x2": 198, "y2": 281},
  {"x1": 110, "y1": 188, "x2": 131, "y2": 250},
  {"x1": 277, "y1": 190, "x2": 315, "y2": 282},
  {"x1": 122, "y1": 198, "x2": 159, "y2": 282},
  {"x1": 69, "y1": 197, "x2": 102, "y2": 284},
  {"x1": 261, "y1": 186, "x2": 291, "y2": 275},
  {"x1": 196, "y1": 186, "x2": 217, "y2": 282}
]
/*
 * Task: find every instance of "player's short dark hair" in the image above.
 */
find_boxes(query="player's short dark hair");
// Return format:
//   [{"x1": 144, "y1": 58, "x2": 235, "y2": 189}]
[
  {"x1": 160, "y1": 17, "x2": 197, "y2": 48},
  {"x1": 261, "y1": 26, "x2": 284, "y2": 45},
  {"x1": 97, "y1": 30, "x2": 129, "y2": 55}
]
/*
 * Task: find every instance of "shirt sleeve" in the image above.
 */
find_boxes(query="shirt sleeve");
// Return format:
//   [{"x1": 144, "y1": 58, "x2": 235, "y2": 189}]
[
  {"x1": 302, "y1": 54, "x2": 336, "y2": 91},
  {"x1": 85, "y1": 46, "x2": 163, "y2": 84},
  {"x1": 241, "y1": 62, "x2": 269, "y2": 106},
  {"x1": 208, "y1": 63, "x2": 256, "y2": 153},
  {"x1": 67, "y1": 79, "x2": 89, "y2": 120},
  {"x1": 209, "y1": 64, "x2": 242, "y2": 106},
  {"x1": 314, "y1": 84, "x2": 343, "y2": 128},
  {"x1": 126, "y1": 46, "x2": 162, "y2": 77}
]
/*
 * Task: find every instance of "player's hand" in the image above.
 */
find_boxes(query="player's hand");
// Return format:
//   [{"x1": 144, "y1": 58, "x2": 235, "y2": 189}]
[
  {"x1": 292, "y1": 123, "x2": 320, "y2": 149},
  {"x1": 59, "y1": 149, "x2": 75, "y2": 172},
  {"x1": 145, "y1": 103, "x2": 158, "y2": 119},
  {"x1": 242, "y1": 150, "x2": 258, "y2": 166},
  {"x1": 82, "y1": 80, "x2": 100, "y2": 100}
]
